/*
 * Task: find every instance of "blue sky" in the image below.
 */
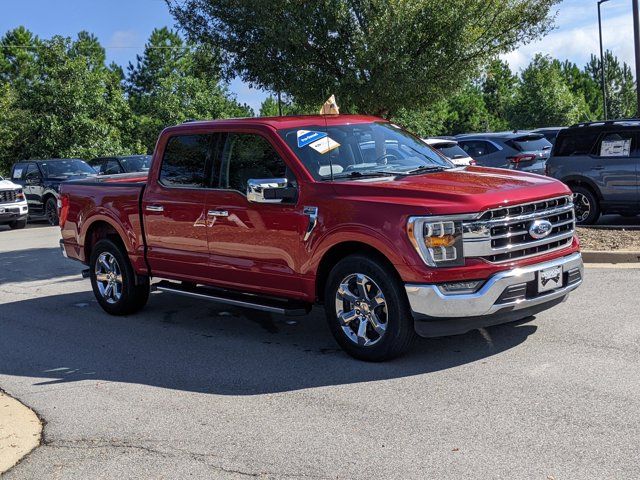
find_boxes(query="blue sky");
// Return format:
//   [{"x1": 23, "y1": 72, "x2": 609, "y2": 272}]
[{"x1": 0, "y1": 0, "x2": 636, "y2": 112}]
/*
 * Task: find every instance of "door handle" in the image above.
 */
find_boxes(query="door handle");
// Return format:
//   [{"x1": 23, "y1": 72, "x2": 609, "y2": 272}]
[
  {"x1": 145, "y1": 205, "x2": 164, "y2": 212},
  {"x1": 207, "y1": 210, "x2": 229, "y2": 217},
  {"x1": 592, "y1": 165, "x2": 605, "y2": 170},
  {"x1": 303, "y1": 206, "x2": 318, "y2": 241}
]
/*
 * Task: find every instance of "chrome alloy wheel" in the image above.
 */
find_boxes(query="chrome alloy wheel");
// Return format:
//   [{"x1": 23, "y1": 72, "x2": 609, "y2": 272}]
[
  {"x1": 335, "y1": 273, "x2": 388, "y2": 346},
  {"x1": 95, "y1": 252, "x2": 123, "y2": 304},
  {"x1": 573, "y1": 192, "x2": 591, "y2": 223}
]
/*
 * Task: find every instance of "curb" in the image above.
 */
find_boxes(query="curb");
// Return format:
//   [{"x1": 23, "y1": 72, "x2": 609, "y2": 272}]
[
  {"x1": 582, "y1": 250, "x2": 640, "y2": 264},
  {"x1": 0, "y1": 391, "x2": 42, "y2": 474}
]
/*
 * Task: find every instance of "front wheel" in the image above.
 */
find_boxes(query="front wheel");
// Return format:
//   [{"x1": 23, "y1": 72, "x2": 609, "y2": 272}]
[
  {"x1": 324, "y1": 255, "x2": 416, "y2": 361},
  {"x1": 89, "y1": 239, "x2": 150, "y2": 315},
  {"x1": 9, "y1": 219, "x2": 27, "y2": 229},
  {"x1": 45, "y1": 197, "x2": 59, "y2": 226},
  {"x1": 572, "y1": 186, "x2": 600, "y2": 225}
]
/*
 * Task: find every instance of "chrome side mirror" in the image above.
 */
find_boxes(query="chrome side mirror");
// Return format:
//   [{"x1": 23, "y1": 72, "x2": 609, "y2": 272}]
[{"x1": 247, "y1": 178, "x2": 297, "y2": 204}]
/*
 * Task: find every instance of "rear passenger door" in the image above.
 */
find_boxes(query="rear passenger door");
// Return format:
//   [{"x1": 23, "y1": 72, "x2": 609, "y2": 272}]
[
  {"x1": 204, "y1": 131, "x2": 307, "y2": 298},
  {"x1": 589, "y1": 131, "x2": 639, "y2": 207},
  {"x1": 143, "y1": 133, "x2": 217, "y2": 282}
]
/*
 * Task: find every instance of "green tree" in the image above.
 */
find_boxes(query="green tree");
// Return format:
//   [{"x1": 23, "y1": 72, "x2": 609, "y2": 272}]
[
  {"x1": 509, "y1": 54, "x2": 589, "y2": 129},
  {"x1": 481, "y1": 59, "x2": 517, "y2": 130},
  {"x1": 258, "y1": 95, "x2": 310, "y2": 117},
  {"x1": 0, "y1": 30, "x2": 136, "y2": 171},
  {"x1": 586, "y1": 51, "x2": 638, "y2": 119},
  {"x1": 127, "y1": 28, "x2": 252, "y2": 151},
  {"x1": 168, "y1": 0, "x2": 561, "y2": 116},
  {"x1": 560, "y1": 60, "x2": 600, "y2": 119},
  {"x1": 0, "y1": 26, "x2": 40, "y2": 87}
]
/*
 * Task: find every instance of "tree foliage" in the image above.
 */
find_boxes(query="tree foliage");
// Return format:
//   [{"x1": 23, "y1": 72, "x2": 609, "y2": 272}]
[
  {"x1": 168, "y1": 0, "x2": 561, "y2": 116},
  {"x1": 0, "y1": 27, "x2": 250, "y2": 175}
]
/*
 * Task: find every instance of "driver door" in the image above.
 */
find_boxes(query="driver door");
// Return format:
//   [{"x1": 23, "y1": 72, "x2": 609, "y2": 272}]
[{"x1": 204, "y1": 130, "x2": 308, "y2": 298}]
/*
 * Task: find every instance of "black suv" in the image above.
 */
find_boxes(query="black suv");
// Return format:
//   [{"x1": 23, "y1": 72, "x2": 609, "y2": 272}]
[
  {"x1": 10, "y1": 159, "x2": 96, "y2": 225},
  {"x1": 88, "y1": 155, "x2": 152, "y2": 175},
  {"x1": 546, "y1": 120, "x2": 640, "y2": 224}
]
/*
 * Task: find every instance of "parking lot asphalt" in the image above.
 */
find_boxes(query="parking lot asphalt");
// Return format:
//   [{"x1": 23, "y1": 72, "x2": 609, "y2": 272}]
[{"x1": 0, "y1": 223, "x2": 639, "y2": 479}]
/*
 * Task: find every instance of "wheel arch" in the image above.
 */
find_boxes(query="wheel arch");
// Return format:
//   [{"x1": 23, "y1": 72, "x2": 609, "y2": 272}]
[
  {"x1": 83, "y1": 219, "x2": 129, "y2": 265},
  {"x1": 314, "y1": 241, "x2": 402, "y2": 303},
  {"x1": 561, "y1": 176, "x2": 603, "y2": 200}
]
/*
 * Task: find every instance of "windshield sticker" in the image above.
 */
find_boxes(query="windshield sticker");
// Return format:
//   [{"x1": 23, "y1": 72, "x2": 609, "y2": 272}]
[
  {"x1": 309, "y1": 136, "x2": 340, "y2": 155},
  {"x1": 13, "y1": 168, "x2": 23, "y2": 179},
  {"x1": 600, "y1": 138, "x2": 631, "y2": 157},
  {"x1": 297, "y1": 130, "x2": 328, "y2": 148}
]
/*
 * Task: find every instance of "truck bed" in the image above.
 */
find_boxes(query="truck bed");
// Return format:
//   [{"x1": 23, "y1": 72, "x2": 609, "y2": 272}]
[{"x1": 59, "y1": 175, "x2": 148, "y2": 271}]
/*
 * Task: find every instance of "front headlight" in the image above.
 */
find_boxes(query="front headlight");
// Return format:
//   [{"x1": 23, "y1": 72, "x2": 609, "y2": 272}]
[
  {"x1": 16, "y1": 189, "x2": 25, "y2": 201},
  {"x1": 407, "y1": 217, "x2": 465, "y2": 267}
]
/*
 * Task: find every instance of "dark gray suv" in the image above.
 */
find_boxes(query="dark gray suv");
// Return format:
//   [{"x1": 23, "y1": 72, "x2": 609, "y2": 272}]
[
  {"x1": 546, "y1": 120, "x2": 639, "y2": 225},
  {"x1": 456, "y1": 132, "x2": 552, "y2": 175}
]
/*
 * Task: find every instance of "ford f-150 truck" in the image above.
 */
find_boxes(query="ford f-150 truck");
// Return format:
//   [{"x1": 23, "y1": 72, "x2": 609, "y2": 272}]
[{"x1": 59, "y1": 115, "x2": 583, "y2": 361}]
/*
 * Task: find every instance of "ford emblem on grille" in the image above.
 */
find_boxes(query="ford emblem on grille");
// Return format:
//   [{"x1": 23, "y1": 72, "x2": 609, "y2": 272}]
[{"x1": 529, "y1": 219, "x2": 553, "y2": 239}]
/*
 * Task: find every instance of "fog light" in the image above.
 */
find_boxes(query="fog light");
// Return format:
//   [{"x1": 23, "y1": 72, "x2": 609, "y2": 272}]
[{"x1": 438, "y1": 280, "x2": 484, "y2": 295}]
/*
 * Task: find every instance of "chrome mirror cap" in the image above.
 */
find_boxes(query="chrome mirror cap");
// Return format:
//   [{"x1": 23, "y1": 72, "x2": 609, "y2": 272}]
[{"x1": 247, "y1": 178, "x2": 289, "y2": 203}]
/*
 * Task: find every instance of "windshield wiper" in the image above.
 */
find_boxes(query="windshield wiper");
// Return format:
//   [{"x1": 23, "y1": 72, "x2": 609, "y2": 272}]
[
  {"x1": 404, "y1": 165, "x2": 447, "y2": 175},
  {"x1": 327, "y1": 171, "x2": 401, "y2": 180}
]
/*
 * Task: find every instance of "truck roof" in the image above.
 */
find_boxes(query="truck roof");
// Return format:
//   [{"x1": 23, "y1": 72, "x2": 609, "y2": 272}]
[{"x1": 176, "y1": 114, "x2": 385, "y2": 131}]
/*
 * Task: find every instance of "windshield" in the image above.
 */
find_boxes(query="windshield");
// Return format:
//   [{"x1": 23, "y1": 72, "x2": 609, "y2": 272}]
[
  {"x1": 433, "y1": 142, "x2": 469, "y2": 160},
  {"x1": 511, "y1": 136, "x2": 552, "y2": 152},
  {"x1": 279, "y1": 122, "x2": 452, "y2": 180},
  {"x1": 40, "y1": 159, "x2": 95, "y2": 177},
  {"x1": 120, "y1": 155, "x2": 152, "y2": 173}
]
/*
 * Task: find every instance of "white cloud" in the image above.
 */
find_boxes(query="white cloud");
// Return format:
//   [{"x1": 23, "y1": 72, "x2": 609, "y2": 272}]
[
  {"x1": 108, "y1": 30, "x2": 138, "y2": 49},
  {"x1": 502, "y1": 2, "x2": 635, "y2": 73}
]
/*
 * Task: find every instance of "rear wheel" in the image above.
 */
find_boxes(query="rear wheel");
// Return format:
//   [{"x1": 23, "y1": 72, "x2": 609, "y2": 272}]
[
  {"x1": 572, "y1": 186, "x2": 600, "y2": 225},
  {"x1": 324, "y1": 255, "x2": 416, "y2": 361},
  {"x1": 9, "y1": 219, "x2": 27, "y2": 229},
  {"x1": 45, "y1": 197, "x2": 59, "y2": 226},
  {"x1": 90, "y1": 239, "x2": 149, "y2": 315}
]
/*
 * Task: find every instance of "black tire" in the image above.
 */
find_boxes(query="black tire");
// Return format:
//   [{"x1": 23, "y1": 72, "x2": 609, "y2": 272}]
[
  {"x1": 89, "y1": 239, "x2": 150, "y2": 316},
  {"x1": 571, "y1": 186, "x2": 600, "y2": 225},
  {"x1": 324, "y1": 254, "x2": 417, "y2": 361},
  {"x1": 45, "y1": 197, "x2": 59, "y2": 226},
  {"x1": 9, "y1": 219, "x2": 27, "y2": 229}
]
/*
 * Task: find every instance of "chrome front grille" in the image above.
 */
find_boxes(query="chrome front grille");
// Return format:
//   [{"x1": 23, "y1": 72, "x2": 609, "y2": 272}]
[
  {"x1": 463, "y1": 196, "x2": 575, "y2": 263},
  {"x1": 0, "y1": 190, "x2": 17, "y2": 204}
]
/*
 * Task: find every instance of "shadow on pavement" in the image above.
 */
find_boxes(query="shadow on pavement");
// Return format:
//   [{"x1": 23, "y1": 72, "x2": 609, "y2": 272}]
[
  {"x1": 0, "y1": 247, "x2": 81, "y2": 284},
  {"x1": 0, "y1": 290, "x2": 538, "y2": 395}
]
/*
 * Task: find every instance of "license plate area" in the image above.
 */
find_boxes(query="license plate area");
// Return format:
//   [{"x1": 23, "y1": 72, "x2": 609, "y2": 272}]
[{"x1": 538, "y1": 266, "x2": 563, "y2": 293}]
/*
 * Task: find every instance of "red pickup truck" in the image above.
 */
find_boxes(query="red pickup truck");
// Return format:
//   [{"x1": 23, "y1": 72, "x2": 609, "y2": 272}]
[{"x1": 59, "y1": 115, "x2": 583, "y2": 360}]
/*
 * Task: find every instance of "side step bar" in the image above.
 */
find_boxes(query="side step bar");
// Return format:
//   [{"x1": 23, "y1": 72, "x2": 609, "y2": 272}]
[{"x1": 152, "y1": 280, "x2": 311, "y2": 316}]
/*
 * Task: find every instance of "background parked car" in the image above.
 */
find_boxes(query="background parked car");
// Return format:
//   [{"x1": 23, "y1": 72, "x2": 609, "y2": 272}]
[
  {"x1": 0, "y1": 175, "x2": 29, "y2": 230},
  {"x1": 423, "y1": 137, "x2": 475, "y2": 166},
  {"x1": 455, "y1": 132, "x2": 552, "y2": 175},
  {"x1": 546, "y1": 119, "x2": 639, "y2": 225},
  {"x1": 10, "y1": 158, "x2": 96, "y2": 225},
  {"x1": 532, "y1": 127, "x2": 566, "y2": 146},
  {"x1": 88, "y1": 155, "x2": 152, "y2": 175}
]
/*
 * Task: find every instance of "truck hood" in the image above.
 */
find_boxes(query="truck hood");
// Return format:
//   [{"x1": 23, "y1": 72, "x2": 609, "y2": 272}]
[
  {"x1": 330, "y1": 166, "x2": 570, "y2": 214},
  {"x1": 0, "y1": 179, "x2": 21, "y2": 190}
]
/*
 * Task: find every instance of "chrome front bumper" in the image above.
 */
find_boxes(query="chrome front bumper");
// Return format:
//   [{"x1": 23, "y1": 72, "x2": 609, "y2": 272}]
[{"x1": 405, "y1": 252, "x2": 583, "y2": 320}]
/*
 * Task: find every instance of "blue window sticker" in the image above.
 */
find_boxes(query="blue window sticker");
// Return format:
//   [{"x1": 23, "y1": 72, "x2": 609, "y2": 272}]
[{"x1": 297, "y1": 130, "x2": 328, "y2": 148}]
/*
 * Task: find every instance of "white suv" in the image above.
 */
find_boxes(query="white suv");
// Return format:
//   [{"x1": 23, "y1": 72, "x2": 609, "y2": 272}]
[{"x1": 0, "y1": 176, "x2": 28, "y2": 230}]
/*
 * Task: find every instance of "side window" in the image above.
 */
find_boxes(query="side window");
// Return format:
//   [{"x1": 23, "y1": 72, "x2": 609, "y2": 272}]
[
  {"x1": 12, "y1": 163, "x2": 27, "y2": 180},
  {"x1": 103, "y1": 159, "x2": 122, "y2": 175},
  {"x1": 221, "y1": 133, "x2": 289, "y2": 192},
  {"x1": 25, "y1": 163, "x2": 41, "y2": 180},
  {"x1": 160, "y1": 134, "x2": 211, "y2": 188},
  {"x1": 460, "y1": 140, "x2": 494, "y2": 158},
  {"x1": 595, "y1": 132, "x2": 636, "y2": 158},
  {"x1": 555, "y1": 133, "x2": 598, "y2": 157}
]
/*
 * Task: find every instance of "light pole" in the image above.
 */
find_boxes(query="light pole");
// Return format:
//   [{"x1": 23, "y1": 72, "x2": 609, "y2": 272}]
[
  {"x1": 633, "y1": 0, "x2": 640, "y2": 116},
  {"x1": 598, "y1": 0, "x2": 611, "y2": 120}
]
